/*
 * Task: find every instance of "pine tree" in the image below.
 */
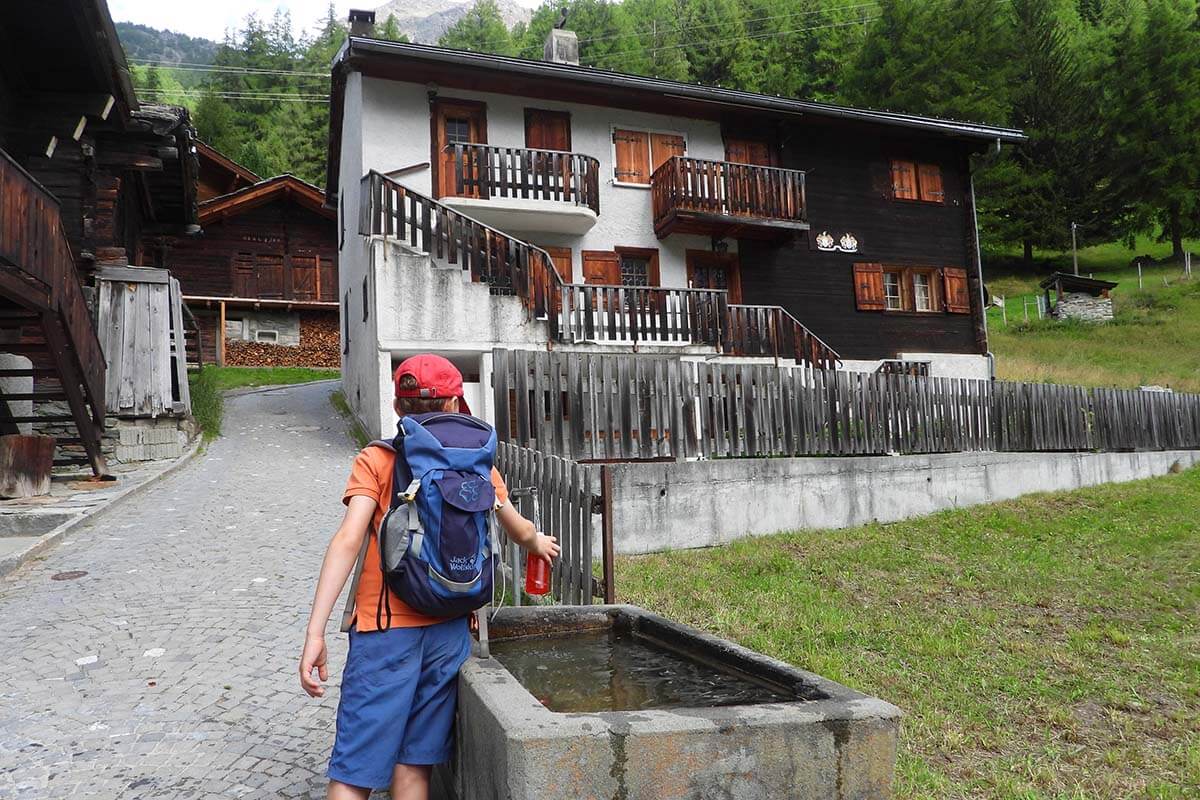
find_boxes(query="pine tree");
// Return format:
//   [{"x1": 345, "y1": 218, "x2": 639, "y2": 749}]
[
  {"x1": 975, "y1": 0, "x2": 1104, "y2": 264},
  {"x1": 1106, "y1": 0, "x2": 1200, "y2": 261},
  {"x1": 377, "y1": 15, "x2": 410, "y2": 43},
  {"x1": 439, "y1": 0, "x2": 516, "y2": 55}
]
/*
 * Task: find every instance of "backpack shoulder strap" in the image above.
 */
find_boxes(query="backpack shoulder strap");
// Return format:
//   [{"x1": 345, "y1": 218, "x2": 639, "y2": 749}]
[{"x1": 339, "y1": 437, "x2": 402, "y2": 633}]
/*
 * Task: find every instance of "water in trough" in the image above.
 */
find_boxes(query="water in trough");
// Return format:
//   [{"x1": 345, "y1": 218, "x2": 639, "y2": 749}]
[{"x1": 489, "y1": 626, "x2": 797, "y2": 713}]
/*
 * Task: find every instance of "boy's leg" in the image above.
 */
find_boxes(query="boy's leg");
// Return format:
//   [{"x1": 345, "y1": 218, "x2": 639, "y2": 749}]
[
  {"x1": 390, "y1": 764, "x2": 432, "y2": 800},
  {"x1": 327, "y1": 780, "x2": 371, "y2": 800},
  {"x1": 328, "y1": 627, "x2": 424, "y2": 791},
  {"x1": 395, "y1": 616, "x2": 472, "y2": 767}
]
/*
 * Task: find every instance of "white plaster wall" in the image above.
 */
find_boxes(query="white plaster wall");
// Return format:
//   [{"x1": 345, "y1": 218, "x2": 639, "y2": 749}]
[
  {"x1": 337, "y1": 72, "x2": 389, "y2": 438},
  {"x1": 608, "y1": 449, "x2": 1200, "y2": 554},
  {"x1": 360, "y1": 76, "x2": 731, "y2": 289},
  {"x1": 840, "y1": 353, "x2": 991, "y2": 381}
]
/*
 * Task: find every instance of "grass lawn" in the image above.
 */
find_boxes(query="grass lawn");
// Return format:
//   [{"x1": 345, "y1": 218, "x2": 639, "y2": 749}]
[
  {"x1": 187, "y1": 366, "x2": 340, "y2": 439},
  {"x1": 617, "y1": 468, "x2": 1200, "y2": 799},
  {"x1": 983, "y1": 236, "x2": 1200, "y2": 391}
]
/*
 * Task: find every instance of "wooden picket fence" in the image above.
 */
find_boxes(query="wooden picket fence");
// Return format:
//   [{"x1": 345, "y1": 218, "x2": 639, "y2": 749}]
[
  {"x1": 493, "y1": 442, "x2": 611, "y2": 605},
  {"x1": 492, "y1": 348, "x2": 1200, "y2": 461}
]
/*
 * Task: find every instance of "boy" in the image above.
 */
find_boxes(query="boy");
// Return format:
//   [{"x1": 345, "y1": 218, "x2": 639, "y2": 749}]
[{"x1": 300, "y1": 354, "x2": 559, "y2": 800}]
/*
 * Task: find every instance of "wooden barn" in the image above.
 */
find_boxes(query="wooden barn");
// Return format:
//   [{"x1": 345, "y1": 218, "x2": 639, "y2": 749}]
[
  {"x1": 0, "y1": 0, "x2": 199, "y2": 476},
  {"x1": 160, "y1": 144, "x2": 339, "y2": 367}
]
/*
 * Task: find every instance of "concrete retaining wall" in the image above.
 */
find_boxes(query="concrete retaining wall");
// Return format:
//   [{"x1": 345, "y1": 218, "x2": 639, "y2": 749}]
[{"x1": 607, "y1": 449, "x2": 1200, "y2": 554}]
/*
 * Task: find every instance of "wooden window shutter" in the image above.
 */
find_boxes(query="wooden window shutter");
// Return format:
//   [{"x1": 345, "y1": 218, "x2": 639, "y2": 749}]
[
  {"x1": 853, "y1": 262, "x2": 886, "y2": 311},
  {"x1": 891, "y1": 160, "x2": 917, "y2": 200},
  {"x1": 613, "y1": 129, "x2": 650, "y2": 183},
  {"x1": 649, "y1": 133, "x2": 686, "y2": 174},
  {"x1": 942, "y1": 267, "x2": 971, "y2": 313},
  {"x1": 582, "y1": 250, "x2": 621, "y2": 285},
  {"x1": 918, "y1": 163, "x2": 944, "y2": 203},
  {"x1": 318, "y1": 257, "x2": 336, "y2": 302},
  {"x1": 291, "y1": 253, "x2": 318, "y2": 300}
]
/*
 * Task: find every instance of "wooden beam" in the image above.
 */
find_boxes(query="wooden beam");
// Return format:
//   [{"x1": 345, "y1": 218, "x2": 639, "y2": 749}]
[
  {"x1": 217, "y1": 300, "x2": 226, "y2": 366},
  {"x1": 95, "y1": 152, "x2": 164, "y2": 171}
]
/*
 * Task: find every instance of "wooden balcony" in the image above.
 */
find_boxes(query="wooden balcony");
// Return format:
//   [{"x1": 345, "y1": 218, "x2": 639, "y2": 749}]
[
  {"x1": 651, "y1": 156, "x2": 808, "y2": 239},
  {"x1": 0, "y1": 148, "x2": 107, "y2": 475},
  {"x1": 443, "y1": 143, "x2": 601, "y2": 235}
]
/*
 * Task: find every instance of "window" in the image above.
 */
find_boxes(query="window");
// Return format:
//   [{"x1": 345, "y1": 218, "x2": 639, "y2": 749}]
[
  {"x1": 445, "y1": 117, "x2": 472, "y2": 146},
  {"x1": 855, "y1": 263, "x2": 959, "y2": 313},
  {"x1": 613, "y1": 128, "x2": 685, "y2": 185},
  {"x1": 255, "y1": 329, "x2": 279, "y2": 343},
  {"x1": 619, "y1": 253, "x2": 650, "y2": 286},
  {"x1": 891, "y1": 160, "x2": 944, "y2": 203},
  {"x1": 913, "y1": 271, "x2": 933, "y2": 311},
  {"x1": 362, "y1": 275, "x2": 369, "y2": 322},
  {"x1": 883, "y1": 270, "x2": 903, "y2": 310}
]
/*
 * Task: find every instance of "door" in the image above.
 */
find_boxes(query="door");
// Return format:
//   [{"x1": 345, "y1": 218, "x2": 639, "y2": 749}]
[
  {"x1": 290, "y1": 252, "x2": 318, "y2": 300},
  {"x1": 724, "y1": 137, "x2": 777, "y2": 166},
  {"x1": 724, "y1": 137, "x2": 777, "y2": 216},
  {"x1": 525, "y1": 110, "x2": 572, "y2": 199},
  {"x1": 433, "y1": 99, "x2": 487, "y2": 199},
  {"x1": 687, "y1": 250, "x2": 741, "y2": 303},
  {"x1": 525, "y1": 109, "x2": 571, "y2": 151},
  {"x1": 541, "y1": 245, "x2": 573, "y2": 283}
]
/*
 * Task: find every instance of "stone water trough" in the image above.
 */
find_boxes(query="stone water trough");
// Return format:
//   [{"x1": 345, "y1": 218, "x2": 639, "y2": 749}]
[{"x1": 435, "y1": 605, "x2": 901, "y2": 800}]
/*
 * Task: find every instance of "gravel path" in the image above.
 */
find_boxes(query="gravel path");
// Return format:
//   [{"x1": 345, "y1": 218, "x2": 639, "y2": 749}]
[{"x1": 0, "y1": 382, "x2": 357, "y2": 799}]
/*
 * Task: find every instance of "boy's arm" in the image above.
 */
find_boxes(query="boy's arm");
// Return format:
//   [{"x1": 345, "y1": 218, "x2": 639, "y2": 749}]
[
  {"x1": 299, "y1": 494, "x2": 376, "y2": 698},
  {"x1": 496, "y1": 501, "x2": 560, "y2": 564}
]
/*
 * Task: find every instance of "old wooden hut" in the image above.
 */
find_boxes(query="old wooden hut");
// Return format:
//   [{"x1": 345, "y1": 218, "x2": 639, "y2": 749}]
[
  {"x1": 0, "y1": 0, "x2": 199, "y2": 475},
  {"x1": 161, "y1": 145, "x2": 339, "y2": 367}
]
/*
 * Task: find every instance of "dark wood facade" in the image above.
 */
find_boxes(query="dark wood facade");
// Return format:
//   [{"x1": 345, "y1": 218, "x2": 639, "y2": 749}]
[
  {"x1": 161, "y1": 172, "x2": 338, "y2": 366},
  {"x1": 0, "y1": 0, "x2": 199, "y2": 475},
  {"x1": 739, "y1": 127, "x2": 985, "y2": 361}
]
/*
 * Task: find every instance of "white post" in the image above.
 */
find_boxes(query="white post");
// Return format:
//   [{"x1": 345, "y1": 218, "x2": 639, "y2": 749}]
[
  {"x1": 1138, "y1": 260, "x2": 1144, "y2": 289},
  {"x1": 1071, "y1": 222, "x2": 1079, "y2": 276}
]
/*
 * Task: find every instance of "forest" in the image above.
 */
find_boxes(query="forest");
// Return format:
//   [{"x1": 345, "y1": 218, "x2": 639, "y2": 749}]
[{"x1": 129, "y1": 0, "x2": 1200, "y2": 268}]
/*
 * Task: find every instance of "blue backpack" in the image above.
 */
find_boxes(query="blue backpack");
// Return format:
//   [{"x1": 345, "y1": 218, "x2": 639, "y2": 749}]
[{"x1": 371, "y1": 412, "x2": 497, "y2": 627}]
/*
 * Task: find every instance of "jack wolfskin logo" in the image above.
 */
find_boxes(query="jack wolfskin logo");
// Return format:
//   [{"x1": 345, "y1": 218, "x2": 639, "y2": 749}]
[
  {"x1": 449, "y1": 554, "x2": 477, "y2": 572},
  {"x1": 458, "y1": 479, "x2": 481, "y2": 505}
]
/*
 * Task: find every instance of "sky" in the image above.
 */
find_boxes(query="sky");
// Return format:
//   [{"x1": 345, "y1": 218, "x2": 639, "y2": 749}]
[{"x1": 108, "y1": 0, "x2": 539, "y2": 42}]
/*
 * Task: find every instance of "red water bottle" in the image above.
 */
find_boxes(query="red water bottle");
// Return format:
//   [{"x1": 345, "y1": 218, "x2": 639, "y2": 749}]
[{"x1": 525, "y1": 552, "x2": 550, "y2": 596}]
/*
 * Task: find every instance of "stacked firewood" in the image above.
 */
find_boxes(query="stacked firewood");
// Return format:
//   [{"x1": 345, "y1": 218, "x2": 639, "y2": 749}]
[{"x1": 224, "y1": 313, "x2": 341, "y2": 368}]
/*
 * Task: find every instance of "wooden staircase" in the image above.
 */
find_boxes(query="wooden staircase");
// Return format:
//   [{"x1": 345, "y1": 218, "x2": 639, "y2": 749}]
[{"x1": 0, "y1": 150, "x2": 107, "y2": 476}]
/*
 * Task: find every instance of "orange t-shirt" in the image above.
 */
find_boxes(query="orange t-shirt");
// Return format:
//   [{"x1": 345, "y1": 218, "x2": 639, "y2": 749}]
[{"x1": 343, "y1": 444, "x2": 509, "y2": 632}]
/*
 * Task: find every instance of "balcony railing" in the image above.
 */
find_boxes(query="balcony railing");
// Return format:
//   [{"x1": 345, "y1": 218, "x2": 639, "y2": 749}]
[
  {"x1": 360, "y1": 171, "x2": 837, "y2": 365},
  {"x1": 651, "y1": 156, "x2": 808, "y2": 237},
  {"x1": 446, "y1": 143, "x2": 601, "y2": 215}
]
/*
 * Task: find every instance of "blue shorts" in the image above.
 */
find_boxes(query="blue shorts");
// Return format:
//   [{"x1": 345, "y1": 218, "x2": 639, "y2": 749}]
[{"x1": 328, "y1": 617, "x2": 471, "y2": 790}]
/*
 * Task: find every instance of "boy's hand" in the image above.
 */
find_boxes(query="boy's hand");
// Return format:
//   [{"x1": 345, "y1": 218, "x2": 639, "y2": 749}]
[
  {"x1": 299, "y1": 633, "x2": 328, "y2": 698},
  {"x1": 530, "y1": 532, "x2": 561, "y2": 564}
]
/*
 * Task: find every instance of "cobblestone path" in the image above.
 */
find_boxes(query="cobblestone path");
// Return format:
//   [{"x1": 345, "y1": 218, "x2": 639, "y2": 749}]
[{"x1": 0, "y1": 382, "x2": 356, "y2": 799}]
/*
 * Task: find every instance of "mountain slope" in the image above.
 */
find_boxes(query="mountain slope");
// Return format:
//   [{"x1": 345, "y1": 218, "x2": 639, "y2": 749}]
[
  {"x1": 114, "y1": 22, "x2": 219, "y2": 65},
  {"x1": 374, "y1": 0, "x2": 532, "y2": 44}
]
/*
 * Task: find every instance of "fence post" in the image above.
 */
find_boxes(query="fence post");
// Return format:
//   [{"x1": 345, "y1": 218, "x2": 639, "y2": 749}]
[{"x1": 600, "y1": 464, "x2": 616, "y2": 604}]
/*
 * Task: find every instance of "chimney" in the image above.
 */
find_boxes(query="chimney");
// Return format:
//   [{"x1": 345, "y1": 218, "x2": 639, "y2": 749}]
[
  {"x1": 348, "y1": 9, "x2": 376, "y2": 37},
  {"x1": 544, "y1": 25, "x2": 579, "y2": 66}
]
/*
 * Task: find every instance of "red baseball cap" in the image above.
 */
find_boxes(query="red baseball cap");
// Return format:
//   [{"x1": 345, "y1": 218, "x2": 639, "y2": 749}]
[{"x1": 393, "y1": 354, "x2": 471, "y2": 415}]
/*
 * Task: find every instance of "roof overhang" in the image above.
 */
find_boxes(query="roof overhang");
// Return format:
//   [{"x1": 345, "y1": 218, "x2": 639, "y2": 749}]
[
  {"x1": 1039, "y1": 271, "x2": 1119, "y2": 293},
  {"x1": 201, "y1": 174, "x2": 335, "y2": 225},
  {"x1": 195, "y1": 140, "x2": 261, "y2": 187},
  {"x1": 325, "y1": 38, "x2": 1027, "y2": 202}
]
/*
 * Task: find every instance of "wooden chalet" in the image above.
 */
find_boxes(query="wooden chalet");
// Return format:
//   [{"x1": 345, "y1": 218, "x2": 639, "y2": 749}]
[
  {"x1": 161, "y1": 146, "x2": 338, "y2": 367},
  {"x1": 0, "y1": 0, "x2": 199, "y2": 475}
]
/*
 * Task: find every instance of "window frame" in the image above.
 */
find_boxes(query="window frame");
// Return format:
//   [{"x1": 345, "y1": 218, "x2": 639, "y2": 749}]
[
  {"x1": 890, "y1": 159, "x2": 945, "y2": 205},
  {"x1": 873, "y1": 266, "x2": 945, "y2": 314},
  {"x1": 613, "y1": 246, "x2": 661, "y2": 287},
  {"x1": 610, "y1": 125, "x2": 688, "y2": 189}
]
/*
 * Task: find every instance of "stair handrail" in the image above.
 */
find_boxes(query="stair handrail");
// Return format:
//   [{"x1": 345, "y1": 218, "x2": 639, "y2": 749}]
[
  {"x1": 360, "y1": 170, "x2": 833, "y2": 363},
  {"x1": 360, "y1": 169, "x2": 568, "y2": 323},
  {"x1": 727, "y1": 302, "x2": 841, "y2": 369}
]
